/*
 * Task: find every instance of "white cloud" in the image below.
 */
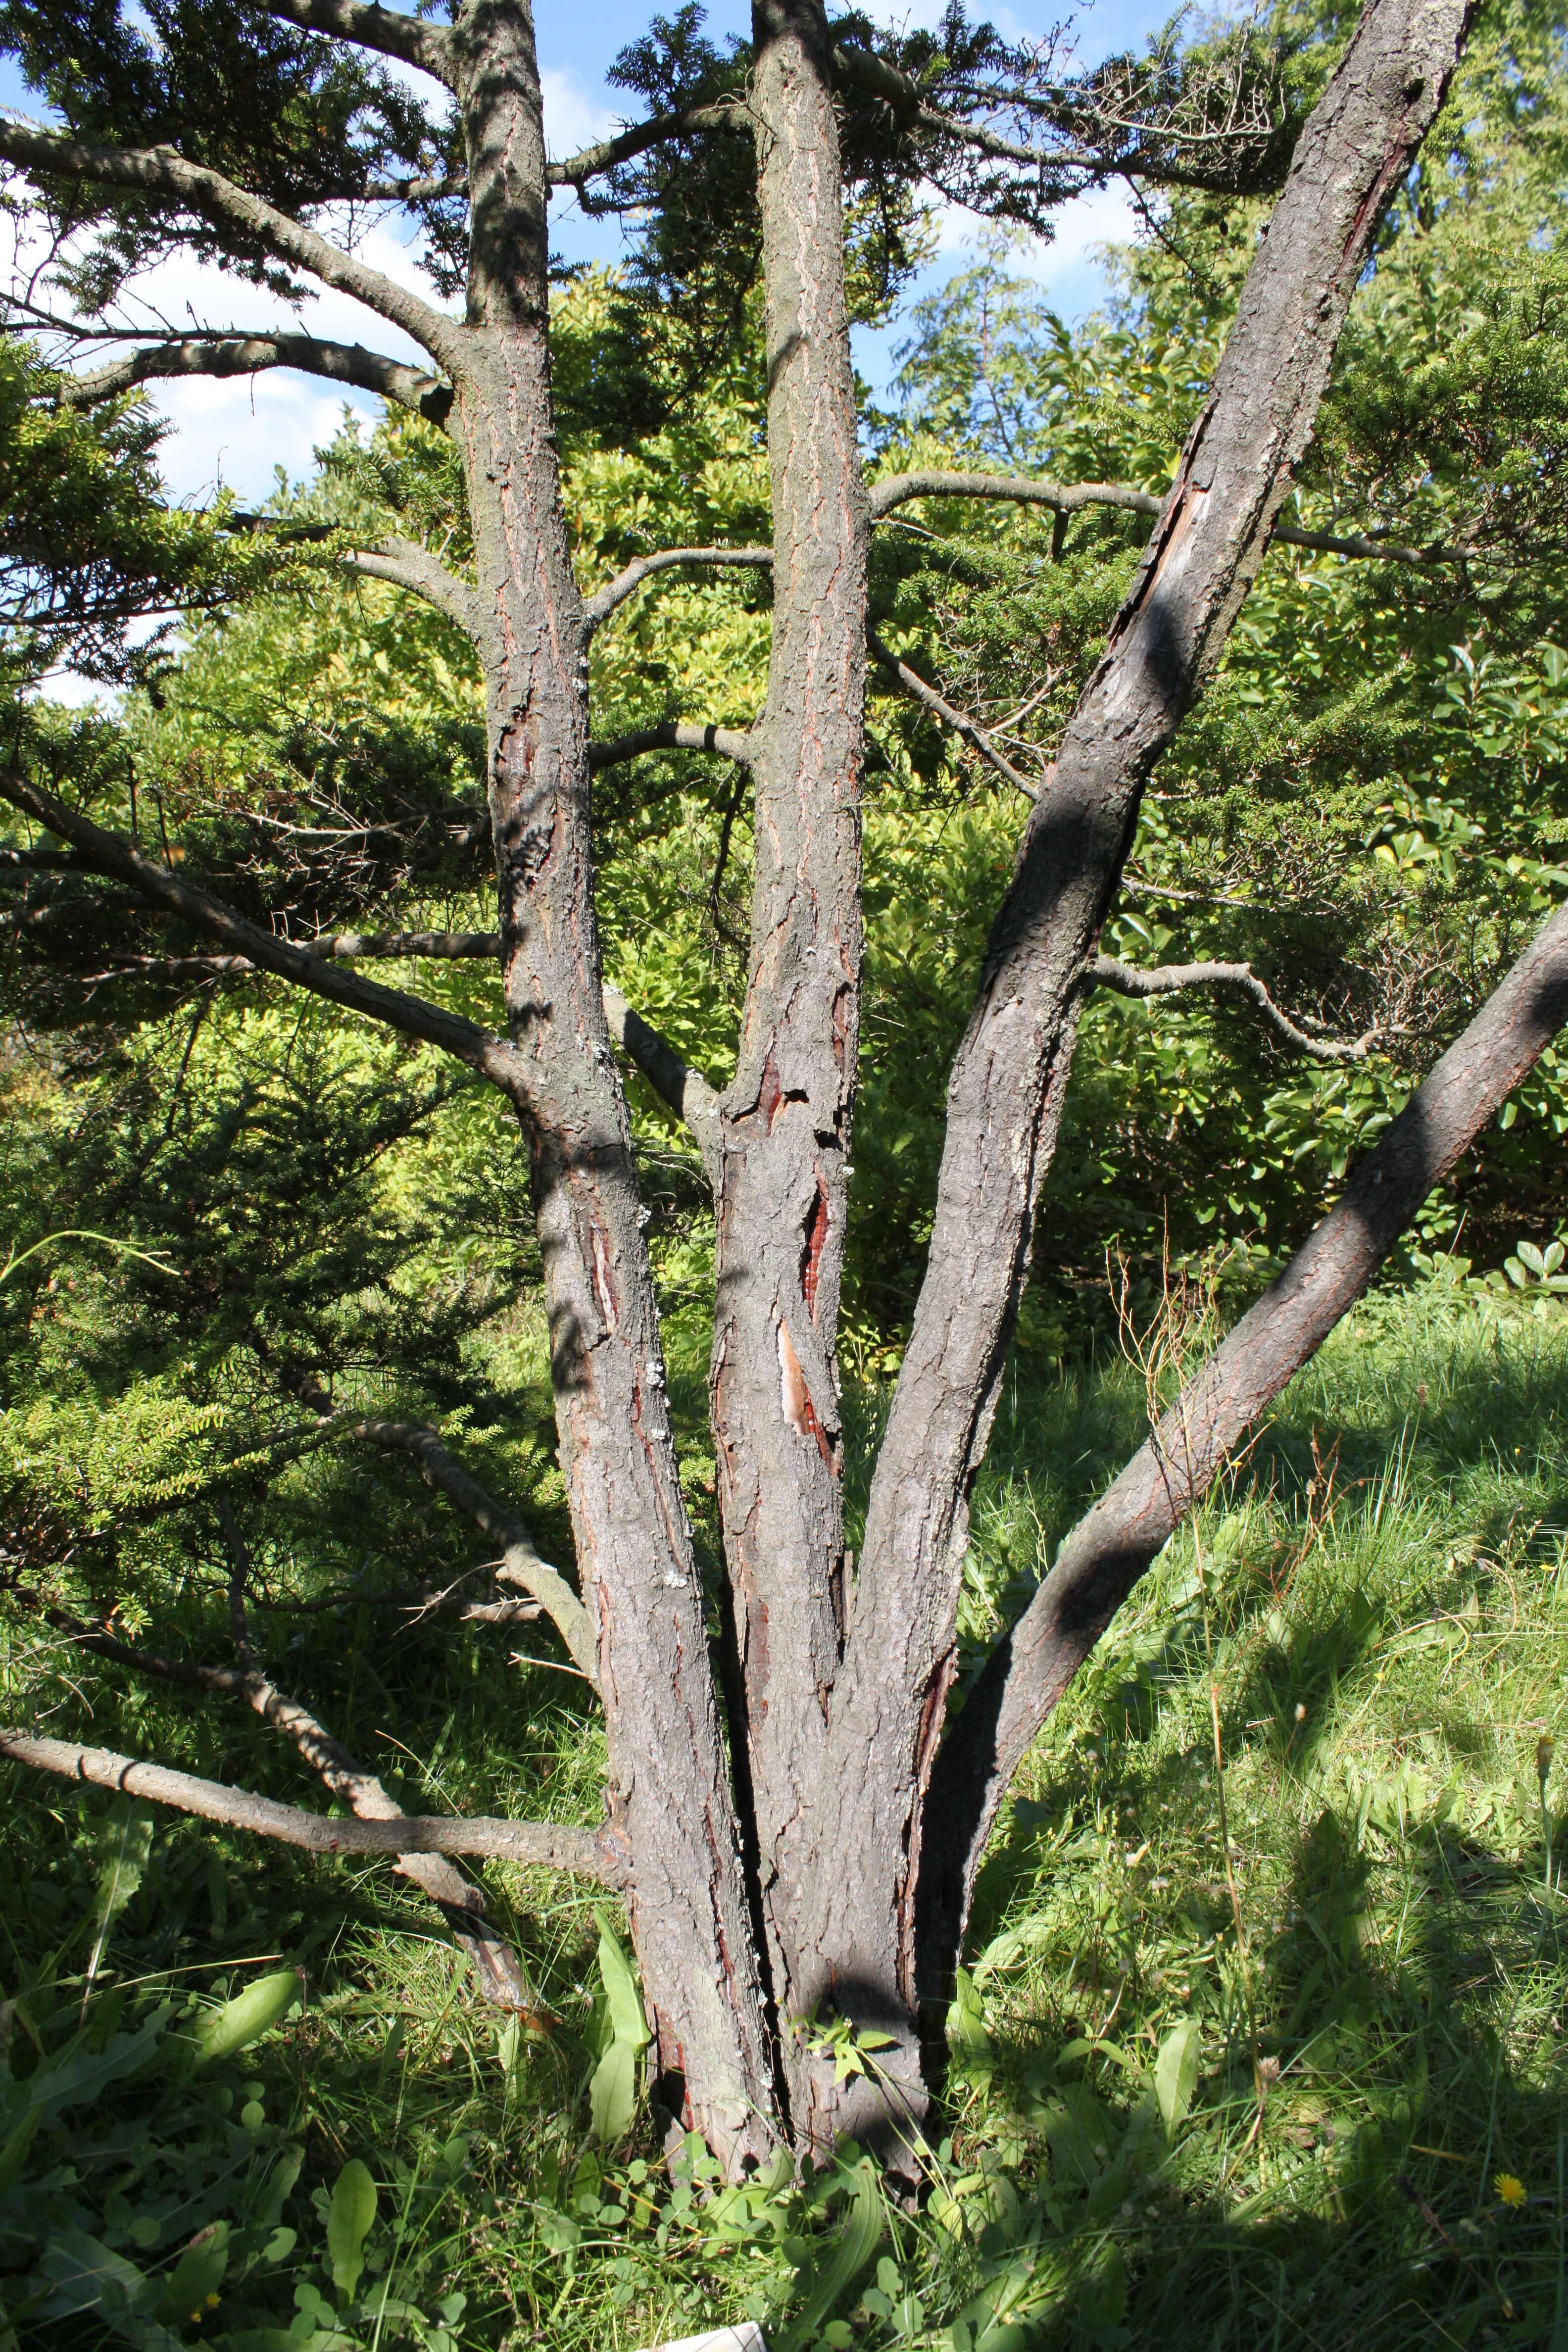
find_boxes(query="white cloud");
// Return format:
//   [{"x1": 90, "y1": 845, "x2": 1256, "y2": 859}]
[
  {"x1": 12, "y1": 201, "x2": 452, "y2": 505},
  {"x1": 540, "y1": 64, "x2": 618, "y2": 163}
]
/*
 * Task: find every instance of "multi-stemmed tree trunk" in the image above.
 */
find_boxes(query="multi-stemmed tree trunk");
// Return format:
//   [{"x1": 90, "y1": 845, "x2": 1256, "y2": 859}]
[{"x1": 7, "y1": 0, "x2": 1566, "y2": 2175}]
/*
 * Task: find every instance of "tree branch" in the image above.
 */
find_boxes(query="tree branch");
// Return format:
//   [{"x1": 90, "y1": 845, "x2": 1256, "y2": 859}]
[
  {"x1": 0, "y1": 120, "x2": 461, "y2": 371},
  {"x1": 601, "y1": 982, "x2": 723, "y2": 1183},
  {"x1": 0, "y1": 770, "x2": 528, "y2": 1096},
  {"x1": 0, "y1": 1729, "x2": 624, "y2": 1881},
  {"x1": 343, "y1": 536, "x2": 481, "y2": 635},
  {"x1": 831, "y1": 43, "x2": 1287, "y2": 199},
  {"x1": 868, "y1": 630, "x2": 1037, "y2": 801},
  {"x1": 35, "y1": 918, "x2": 725, "y2": 1171},
  {"x1": 588, "y1": 720, "x2": 753, "y2": 770},
  {"x1": 1089, "y1": 954, "x2": 1380, "y2": 1061},
  {"x1": 214, "y1": 1510, "x2": 535, "y2": 2007},
  {"x1": 258, "y1": 0, "x2": 453, "y2": 80},
  {"x1": 583, "y1": 546, "x2": 774, "y2": 633},
  {"x1": 867, "y1": 470, "x2": 1460, "y2": 568},
  {"x1": 922, "y1": 890, "x2": 1568, "y2": 1978},
  {"x1": 545, "y1": 97, "x2": 749, "y2": 192},
  {"x1": 294, "y1": 1388, "x2": 600, "y2": 1686},
  {"x1": 57, "y1": 334, "x2": 453, "y2": 429}
]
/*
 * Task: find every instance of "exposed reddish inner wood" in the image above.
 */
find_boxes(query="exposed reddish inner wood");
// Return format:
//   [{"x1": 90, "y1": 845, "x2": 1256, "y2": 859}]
[{"x1": 801, "y1": 1175, "x2": 830, "y2": 1318}]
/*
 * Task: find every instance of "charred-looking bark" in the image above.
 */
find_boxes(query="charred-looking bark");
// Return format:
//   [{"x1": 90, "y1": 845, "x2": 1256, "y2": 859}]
[
  {"x1": 803, "y1": 0, "x2": 1476, "y2": 2107},
  {"x1": 708, "y1": 0, "x2": 868, "y2": 2129},
  {"x1": 919, "y1": 893, "x2": 1568, "y2": 1991},
  {"x1": 444, "y1": 0, "x2": 774, "y2": 2164}
]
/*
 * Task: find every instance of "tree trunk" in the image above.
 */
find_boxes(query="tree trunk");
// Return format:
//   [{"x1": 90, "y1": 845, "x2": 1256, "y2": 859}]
[
  {"x1": 5, "y1": 0, "x2": 1521, "y2": 2192},
  {"x1": 708, "y1": 0, "x2": 870, "y2": 2145},
  {"x1": 801, "y1": 0, "x2": 1475, "y2": 2110},
  {"x1": 448, "y1": 0, "x2": 774, "y2": 2167},
  {"x1": 919, "y1": 891, "x2": 1568, "y2": 1989}
]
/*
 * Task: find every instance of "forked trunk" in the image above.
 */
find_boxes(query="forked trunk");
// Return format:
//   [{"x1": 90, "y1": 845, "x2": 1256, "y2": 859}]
[{"x1": 791, "y1": 0, "x2": 1475, "y2": 2137}]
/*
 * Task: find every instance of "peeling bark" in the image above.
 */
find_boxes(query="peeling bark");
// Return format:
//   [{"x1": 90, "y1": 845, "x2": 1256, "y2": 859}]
[
  {"x1": 2, "y1": 0, "x2": 1514, "y2": 2184},
  {"x1": 443, "y1": 0, "x2": 774, "y2": 2165},
  {"x1": 706, "y1": 0, "x2": 867, "y2": 2125},
  {"x1": 801, "y1": 0, "x2": 1475, "y2": 2124}
]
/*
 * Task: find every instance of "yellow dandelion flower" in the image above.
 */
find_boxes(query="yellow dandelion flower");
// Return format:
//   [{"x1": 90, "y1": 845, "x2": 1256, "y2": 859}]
[
  {"x1": 205, "y1": 2293, "x2": 221, "y2": 2308},
  {"x1": 1495, "y1": 2172, "x2": 1527, "y2": 2209}
]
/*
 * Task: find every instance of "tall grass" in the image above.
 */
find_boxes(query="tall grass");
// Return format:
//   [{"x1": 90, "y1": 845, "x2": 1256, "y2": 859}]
[{"x1": 2, "y1": 1279, "x2": 1565, "y2": 2350}]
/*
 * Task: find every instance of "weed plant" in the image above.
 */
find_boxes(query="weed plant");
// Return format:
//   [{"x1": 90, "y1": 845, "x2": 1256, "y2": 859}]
[{"x1": 2, "y1": 1277, "x2": 1565, "y2": 2351}]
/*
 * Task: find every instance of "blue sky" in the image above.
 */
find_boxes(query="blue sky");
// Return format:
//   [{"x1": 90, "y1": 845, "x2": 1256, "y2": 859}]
[{"x1": 2, "y1": 1, "x2": 1177, "y2": 504}]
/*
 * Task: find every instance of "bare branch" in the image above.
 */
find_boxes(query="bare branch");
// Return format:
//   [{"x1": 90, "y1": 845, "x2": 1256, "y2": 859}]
[
  {"x1": 36, "y1": 917, "x2": 722, "y2": 1169},
  {"x1": 343, "y1": 536, "x2": 481, "y2": 636},
  {"x1": 601, "y1": 982, "x2": 723, "y2": 1182},
  {"x1": 923, "y1": 890, "x2": 1568, "y2": 1974},
  {"x1": 0, "y1": 119, "x2": 462, "y2": 371},
  {"x1": 0, "y1": 1728, "x2": 624, "y2": 1881},
  {"x1": 831, "y1": 42, "x2": 1288, "y2": 199},
  {"x1": 588, "y1": 720, "x2": 753, "y2": 771},
  {"x1": 869, "y1": 630, "x2": 1038, "y2": 801},
  {"x1": 295, "y1": 1388, "x2": 599, "y2": 1686},
  {"x1": 57, "y1": 334, "x2": 453, "y2": 429},
  {"x1": 212, "y1": 1511, "x2": 535, "y2": 2007},
  {"x1": 362, "y1": 171, "x2": 467, "y2": 201},
  {"x1": 1089, "y1": 954, "x2": 1380, "y2": 1061},
  {"x1": 868, "y1": 470, "x2": 1460, "y2": 568},
  {"x1": 259, "y1": 0, "x2": 453, "y2": 81},
  {"x1": 583, "y1": 546, "x2": 774, "y2": 634},
  {"x1": 546, "y1": 97, "x2": 748, "y2": 192},
  {"x1": 0, "y1": 770, "x2": 528, "y2": 1096},
  {"x1": 868, "y1": 469, "x2": 1157, "y2": 524}
]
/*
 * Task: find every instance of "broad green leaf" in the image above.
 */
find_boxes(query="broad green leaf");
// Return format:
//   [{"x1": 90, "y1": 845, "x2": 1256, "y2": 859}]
[
  {"x1": 157, "y1": 2220, "x2": 229, "y2": 2325},
  {"x1": 945, "y1": 1967, "x2": 990, "y2": 2059},
  {"x1": 1154, "y1": 2017, "x2": 1202, "y2": 2135},
  {"x1": 36, "y1": 2226, "x2": 184, "y2": 2351},
  {"x1": 191, "y1": 1969, "x2": 302, "y2": 2070},
  {"x1": 778, "y1": 2158, "x2": 883, "y2": 2352},
  {"x1": 592, "y1": 1912, "x2": 649, "y2": 2049},
  {"x1": 91, "y1": 1800, "x2": 153, "y2": 1934},
  {"x1": 0, "y1": 2101, "x2": 40, "y2": 2195},
  {"x1": 326, "y1": 2157, "x2": 377, "y2": 2302},
  {"x1": 588, "y1": 2037, "x2": 637, "y2": 2144},
  {"x1": 25, "y1": 2010, "x2": 167, "y2": 2124}
]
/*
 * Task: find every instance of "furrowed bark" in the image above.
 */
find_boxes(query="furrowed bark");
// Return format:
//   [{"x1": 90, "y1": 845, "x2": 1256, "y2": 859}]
[
  {"x1": 920, "y1": 892, "x2": 1568, "y2": 1983},
  {"x1": 444, "y1": 0, "x2": 773, "y2": 2164},
  {"x1": 810, "y1": 0, "x2": 1475, "y2": 2077},
  {"x1": 704, "y1": 0, "x2": 868, "y2": 2142}
]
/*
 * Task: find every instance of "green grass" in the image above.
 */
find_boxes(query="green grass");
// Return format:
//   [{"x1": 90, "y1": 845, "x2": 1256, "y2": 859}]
[{"x1": 2, "y1": 1278, "x2": 1567, "y2": 2352}]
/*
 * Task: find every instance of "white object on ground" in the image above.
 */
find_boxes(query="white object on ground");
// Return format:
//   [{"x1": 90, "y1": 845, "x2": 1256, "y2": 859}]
[{"x1": 637, "y1": 2327, "x2": 766, "y2": 2352}]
